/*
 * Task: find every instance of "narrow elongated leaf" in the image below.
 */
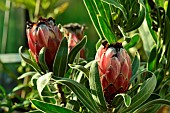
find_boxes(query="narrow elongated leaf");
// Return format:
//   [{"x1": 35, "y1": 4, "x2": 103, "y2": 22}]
[
  {"x1": 31, "y1": 99, "x2": 77, "y2": 113},
  {"x1": 124, "y1": 34, "x2": 140, "y2": 50},
  {"x1": 38, "y1": 47, "x2": 49, "y2": 72},
  {"x1": 101, "y1": 0, "x2": 127, "y2": 20},
  {"x1": 18, "y1": 72, "x2": 36, "y2": 80},
  {"x1": 134, "y1": 99, "x2": 170, "y2": 113},
  {"x1": 130, "y1": 52, "x2": 140, "y2": 83},
  {"x1": 159, "y1": 78, "x2": 170, "y2": 98},
  {"x1": 94, "y1": 0, "x2": 111, "y2": 26},
  {"x1": 29, "y1": 110, "x2": 44, "y2": 113},
  {"x1": 55, "y1": 77, "x2": 100, "y2": 113},
  {"x1": 122, "y1": 74, "x2": 157, "y2": 112},
  {"x1": 145, "y1": 0, "x2": 157, "y2": 43},
  {"x1": 53, "y1": 37, "x2": 68, "y2": 77},
  {"x1": 112, "y1": 93, "x2": 131, "y2": 108},
  {"x1": 37, "y1": 72, "x2": 52, "y2": 97},
  {"x1": 125, "y1": 1, "x2": 145, "y2": 32},
  {"x1": 69, "y1": 64, "x2": 89, "y2": 78},
  {"x1": 0, "y1": 85, "x2": 6, "y2": 96},
  {"x1": 68, "y1": 36, "x2": 87, "y2": 64},
  {"x1": 147, "y1": 45, "x2": 157, "y2": 72},
  {"x1": 97, "y1": 16, "x2": 116, "y2": 43},
  {"x1": 167, "y1": 0, "x2": 170, "y2": 19},
  {"x1": 89, "y1": 61, "x2": 107, "y2": 112},
  {"x1": 83, "y1": 0, "x2": 104, "y2": 39},
  {"x1": 19, "y1": 46, "x2": 42, "y2": 73}
]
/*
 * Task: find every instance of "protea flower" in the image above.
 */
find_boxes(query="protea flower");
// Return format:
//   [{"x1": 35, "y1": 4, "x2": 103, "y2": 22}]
[
  {"x1": 63, "y1": 23, "x2": 86, "y2": 58},
  {"x1": 95, "y1": 41, "x2": 132, "y2": 103},
  {"x1": 26, "y1": 17, "x2": 62, "y2": 70}
]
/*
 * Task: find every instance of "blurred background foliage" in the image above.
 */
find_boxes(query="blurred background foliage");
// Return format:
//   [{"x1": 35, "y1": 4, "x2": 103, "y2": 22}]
[{"x1": 0, "y1": 0, "x2": 98, "y2": 92}]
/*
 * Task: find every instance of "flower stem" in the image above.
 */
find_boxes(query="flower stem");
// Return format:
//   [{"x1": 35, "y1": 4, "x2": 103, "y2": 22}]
[{"x1": 57, "y1": 84, "x2": 66, "y2": 106}]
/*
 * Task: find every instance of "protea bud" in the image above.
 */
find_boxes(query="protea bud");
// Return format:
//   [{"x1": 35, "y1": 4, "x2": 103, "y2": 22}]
[
  {"x1": 63, "y1": 23, "x2": 86, "y2": 58},
  {"x1": 26, "y1": 17, "x2": 62, "y2": 70},
  {"x1": 95, "y1": 41, "x2": 132, "y2": 103}
]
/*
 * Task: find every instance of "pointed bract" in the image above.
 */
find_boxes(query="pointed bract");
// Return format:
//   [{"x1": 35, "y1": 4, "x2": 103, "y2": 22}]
[
  {"x1": 95, "y1": 41, "x2": 132, "y2": 103},
  {"x1": 26, "y1": 17, "x2": 62, "y2": 71}
]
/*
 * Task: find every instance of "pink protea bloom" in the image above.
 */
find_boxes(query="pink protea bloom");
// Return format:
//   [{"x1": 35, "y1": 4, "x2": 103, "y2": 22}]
[
  {"x1": 63, "y1": 23, "x2": 86, "y2": 58},
  {"x1": 95, "y1": 41, "x2": 132, "y2": 103},
  {"x1": 26, "y1": 17, "x2": 62, "y2": 70}
]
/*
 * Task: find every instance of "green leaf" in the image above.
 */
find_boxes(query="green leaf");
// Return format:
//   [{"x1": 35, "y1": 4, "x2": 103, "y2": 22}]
[
  {"x1": 18, "y1": 72, "x2": 36, "y2": 80},
  {"x1": 30, "y1": 99, "x2": 77, "y2": 113},
  {"x1": 37, "y1": 72, "x2": 52, "y2": 97},
  {"x1": 53, "y1": 37, "x2": 68, "y2": 77},
  {"x1": 122, "y1": 74, "x2": 157, "y2": 112},
  {"x1": 167, "y1": 0, "x2": 170, "y2": 20},
  {"x1": 29, "y1": 110, "x2": 44, "y2": 113},
  {"x1": 89, "y1": 61, "x2": 107, "y2": 112},
  {"x1": 130, "y1": 52, "x2": 140, "y2": 83},
  {"x1": 66, "y1": 100, "x2": 80, "y2": 112},
  {"x1": 69, "y1": 64, "x2": 89, "y2": 78},
  {"x1": 124, "y1": 34, "x2": 140, "y2": 50},
  {"x1": 147, "y1": 45, "x2": 157, "y2": 72},
  {"x1": 83, "y1": 0, "x2": 104, "y2": 39},
  {"x1": 159, "y1": 78, "x2": 170, "y2": 98},
  {"x1": 97, "y1": 16, "x2": 116, "y2": 43},
  {"x1": 134, "y1": 99, "x2": 170, "y2": 113},
  {"x1": 112, "y1": 93, "x2": 131, "y2": 108},
  {"x1": 19, "y1": 46, "x2": 42, "y2": 74},
  {"x1": 145, "y1": 0, "x2": 158, "y2": 43},
  {"x1": 96, "y1": 38, "x2": 102, "y2": 50},
  {"x1": 31, "y1": 73, "x2": 41, "y2": 86},
  {"x1": 93, "y1": 0, "x2": 111, "y2": 26},
  {"x1": 125, "y1": 0, "x2": 145, "y2": 32},
  {"x1": 68, "y1": 36, "x2": 87, "y2": 64},
  {"x1": 0, "y1": 85, "x2": 6, "y2": 96},
  {"x1": 101, "y1": 0, "x2": 127, "y2": 20},
  {"x1": 55, "y1": 77, "x2": 100, "y2": 113},
  {"x1": 38, "y1": 47, "x2": 49, "y2": 72},
  {"x1": 0, "y1": 1, "x2": 8, "y2": 11}
]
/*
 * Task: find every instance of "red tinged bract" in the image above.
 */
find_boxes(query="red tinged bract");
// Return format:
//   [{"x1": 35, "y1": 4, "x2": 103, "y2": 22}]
[
  {"x1": 95, "y1": 41, "x2": 132, "y2": 103},
  {"x1": 63, "y1": 23, "x2": 86, "y2": 58},
  {"x1": 26, "y1": 17, "x2": 62, "y2": 70}
]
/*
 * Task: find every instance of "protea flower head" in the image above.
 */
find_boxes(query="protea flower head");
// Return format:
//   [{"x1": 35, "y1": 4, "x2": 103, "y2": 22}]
[
  {"x1": 95, "y1": 41, "x2": 132, "y2": 103},
  {"x1": 63, "y1": 23, "x2": 86, "y2": 58},
  {"x1": 26, "y1": 17, "x2": 62, "y2": 70}
]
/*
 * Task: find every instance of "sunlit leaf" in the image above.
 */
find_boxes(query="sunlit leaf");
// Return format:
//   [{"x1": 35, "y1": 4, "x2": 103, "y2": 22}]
[
  {"x1": 124, "y1": 34, "x2": 140, "y2": 50},
  {"x1": 89, "y1": 61, "x2": 107, "y2": 112},
  {"x1": 112, "y1": 93, "x2": 131, "y2": 108},
  {"x1": 69, "y1": 64, "x2": 89, "y2": 78},
  {"x1": 83, "y1": 0, "x2": 104, "y2": 39},
  {"x1": 18, "y1": 72, "x2": 36, "y2": 80},
  {"x1": 31, "y1": 99, "x2": 77, "y2": 113},
  {"x1": 37, "y1": 72, "x2": 52, "y2": 97},
  {"x1": 122, "y1": 74, "x2": 157, "y2": 112},
  {"x1": 147, "y1": 45, "x2": 157, "y2": 72},
  {"x1": 97, "y1": 16, "x2": 116, "y2": 43},
  {"x1": 101, "y1": 0, "x2": 127, "y2": 20},
  {"x1": 19, "y1": 46, "x2": 42, "y2": 74},
  {"x1": 55, "y1": 77, "x2": 100, "y2": 113}
]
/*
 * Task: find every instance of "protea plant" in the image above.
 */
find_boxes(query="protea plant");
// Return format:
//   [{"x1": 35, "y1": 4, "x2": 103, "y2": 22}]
[
  {"x1": 63, "y1": 23, "x2": 86, "y2": 58},
  {"x1": 95, "y1": 40, "x2": 132, "y2": 103},
  {"x1": 26, "y1": 17, "x2": 62, "y2": 70}
]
